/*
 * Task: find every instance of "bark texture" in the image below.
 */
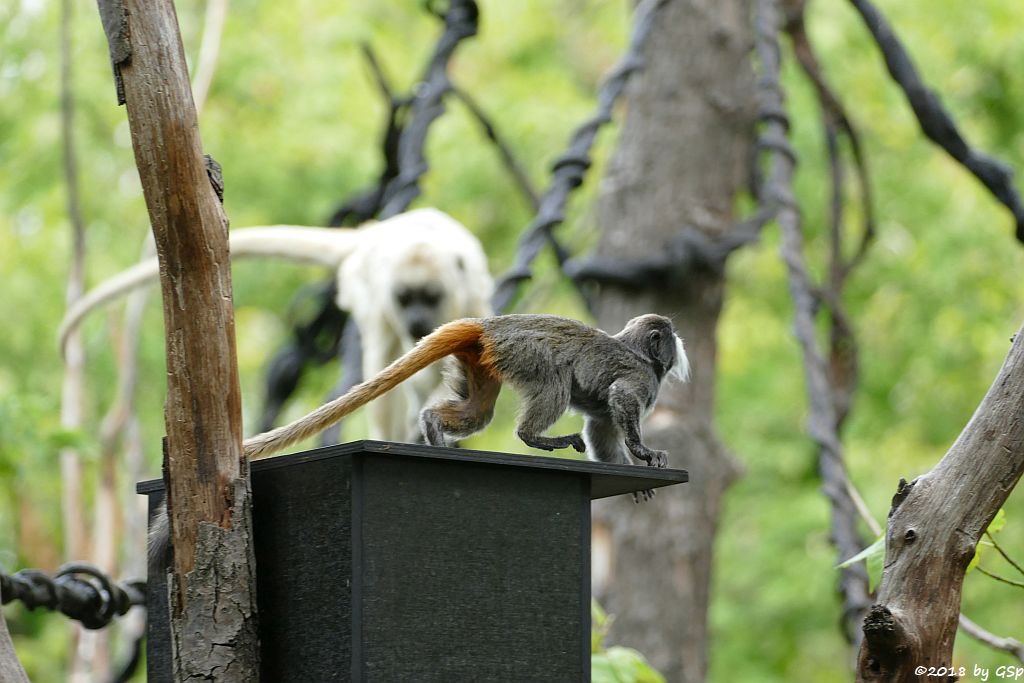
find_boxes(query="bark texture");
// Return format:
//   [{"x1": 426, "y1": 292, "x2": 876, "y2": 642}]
[
  {"x1": 102, "y1": 0, "x2": 259, "y2": 678},
  {"x1": 0, "y1": 600, "x2": 29, "y2": 683},
  {"x1": 591, "y1": 1, "x2": 754, "y2": 680},
  {"x1": 856, "y1": 322, "x2": 1024, "y2": 682}
]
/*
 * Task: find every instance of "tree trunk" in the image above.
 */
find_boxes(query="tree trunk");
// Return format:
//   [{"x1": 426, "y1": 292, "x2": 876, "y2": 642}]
[
  {"x1": 590, "y1": 1, "x2": 754, "y2": 681},
  {"x1": 0, "y1": 599, "x2": 29, "y2": 683},
  {"x1": 60, "y1": 0, "x2": 92, "y2": 675},
  {"x1": 856, "y1": 321, "x2": 1024, "y2": 682},
  {"x1": 96, "y1": 0, "x2": 259, "y2": 678}
]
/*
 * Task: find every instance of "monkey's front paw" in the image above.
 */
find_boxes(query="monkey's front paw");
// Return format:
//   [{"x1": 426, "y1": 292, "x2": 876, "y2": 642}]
[
  {"x1": 568, "y1": 434, "x2": 586, "y2": 453},
  {"x1": 637, "y1": 449, "x2": 668, "y2": 468}
]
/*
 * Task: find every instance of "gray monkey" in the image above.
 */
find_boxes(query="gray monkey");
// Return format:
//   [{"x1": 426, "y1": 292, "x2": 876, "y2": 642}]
[{"x1": 245, "y1": 313, "x2": 689, "y2": 466}]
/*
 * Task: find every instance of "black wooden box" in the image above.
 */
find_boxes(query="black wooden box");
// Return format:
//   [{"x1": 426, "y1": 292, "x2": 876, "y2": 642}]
[{"x1": 139, "y1": 440, "x2": 688, "y2": 682}]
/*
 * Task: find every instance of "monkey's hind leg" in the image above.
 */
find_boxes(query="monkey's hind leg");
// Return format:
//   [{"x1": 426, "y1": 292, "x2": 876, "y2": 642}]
[
  {"x1": 514, "y1": 379, "x2": 585, "y2": 453},
  {"x1": 419, "y1": 356, "x2": 501, "y2": 447},
  {"x1": 582, "y1": 416, "x2": 628, "y2": 465}
]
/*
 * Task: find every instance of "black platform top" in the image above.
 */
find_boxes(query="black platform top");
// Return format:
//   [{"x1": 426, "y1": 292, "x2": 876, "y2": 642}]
[{"x1": 137, "y1": 440, "x2": 688, "y2": 500}]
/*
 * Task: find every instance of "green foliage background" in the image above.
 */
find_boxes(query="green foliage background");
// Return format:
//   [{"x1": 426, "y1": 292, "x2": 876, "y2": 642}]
[{"x1": 1, "y1": 0, "x2": 1022, "y2": 680}]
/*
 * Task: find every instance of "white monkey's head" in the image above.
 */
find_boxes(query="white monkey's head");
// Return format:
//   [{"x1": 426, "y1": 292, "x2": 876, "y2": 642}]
[
  {"x1": 337, "y1": 209, "x2": 494, "y2": 342},
  {"x1": 390, "y1": 242, "x2": 464, "y2": 340}
]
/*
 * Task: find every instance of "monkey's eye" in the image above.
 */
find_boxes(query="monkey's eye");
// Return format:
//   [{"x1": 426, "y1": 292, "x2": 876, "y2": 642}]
[
  {"x1": 419, "y1": 290, "x2": 442, "y2": 307},
  {"x1": 395, "y1": 287, "x2": 443, "y2": 308}
]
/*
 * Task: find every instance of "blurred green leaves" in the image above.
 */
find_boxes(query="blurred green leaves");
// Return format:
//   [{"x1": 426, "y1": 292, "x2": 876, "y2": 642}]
[{"x1": 592, "y1": 600, "x2": 666, "y2": 683}]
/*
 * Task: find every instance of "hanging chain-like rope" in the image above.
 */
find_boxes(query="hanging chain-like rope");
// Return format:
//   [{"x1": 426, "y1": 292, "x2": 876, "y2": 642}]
[
  {"x1": 848, "y1": 0, "x2": 1024, "y2": 243},
  {"x1": 754, "y1": 0, "x2": 873, "y2": 646},
  {"x1": 490, "y1": 0, "x2": 669, "y2": 314},
  {"x1": 1, "y1": 564, "x2": 144, "y2": 630}
]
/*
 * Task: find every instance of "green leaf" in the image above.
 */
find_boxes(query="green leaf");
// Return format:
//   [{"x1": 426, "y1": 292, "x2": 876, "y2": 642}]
[
  {"x1": 987, "y1": 508, "x2": 1007, "y2": 535},
  {"x1": 838, "y1": 535, "x2": 886, "y2": 590},
  {"x1": 967, "y1": 509, "x2": 1008, "y2": 574},
  {"x1": 592, "y1": 599, "x2": 610, "y2": 653},
  {"x1": 837, "y1": 535, "x2": 885, "y2": 569},
  {"x1": 592, "y1": 647, "x2": 667, "y2": 683}
]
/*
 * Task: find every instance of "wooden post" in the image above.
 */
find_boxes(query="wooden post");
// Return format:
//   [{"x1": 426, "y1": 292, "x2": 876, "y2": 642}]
[{"x1": 95, "y1": 0, "x2": 259, "y2": 678}]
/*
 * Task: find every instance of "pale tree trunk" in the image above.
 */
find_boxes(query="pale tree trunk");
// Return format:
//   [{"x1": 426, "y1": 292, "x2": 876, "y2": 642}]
[
  {"x1": 59, "y1": 0, "x2": 93, "y2": 677},
  {"x1": 590, "y1": 1, "x2": 754, "y2": 681},
  {"x1": 96, "y1": 0, "x2": 259, "y2": 677},
  {"x1": 856, "y1": 321, "x2": 1024, "y2": 681},
  {"x1": 59, "y1": 0, "x2": 88, "y2": 572}
]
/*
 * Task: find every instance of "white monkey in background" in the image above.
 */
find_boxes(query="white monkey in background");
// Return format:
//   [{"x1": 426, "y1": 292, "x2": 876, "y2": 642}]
[
  {"x1": 333, "y1": 210, "x2": 494, "y2": 440},
  {"x1": 59, "y1": 208, "x2": 494, "y2": 442}
]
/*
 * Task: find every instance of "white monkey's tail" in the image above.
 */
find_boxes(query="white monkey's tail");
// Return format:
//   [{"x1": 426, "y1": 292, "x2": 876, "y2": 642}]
[
  {"x1": 56, "y1": 226, "x2": 361, "y2": 357},
  {"x1": 148, "y1": 499, "x2": 171, "y2": 571},
  {"x1": 242, "y1": 318, "x2": 487, "y2": 458}
]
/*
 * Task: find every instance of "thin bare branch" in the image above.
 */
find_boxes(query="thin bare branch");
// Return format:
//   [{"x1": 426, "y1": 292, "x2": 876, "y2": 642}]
[
  {"x1": 360, "y1": 42, "x2": 396, "y2": 102},
  {"x1": 958, "y1": 614, "x2": 1024, "y2": 663},
  {"x1": 191, "y1": 0, "x2": 229, "y2": 118},
  {"x1": 976, "y1": 567, "x2": 1024, "y2": 590},
  {"x1": 449, "y1": 86, "x2": 540, "y2": 211},
  {"x1": 986, "y1": 531, "x2": 1024, "y2": 578}
]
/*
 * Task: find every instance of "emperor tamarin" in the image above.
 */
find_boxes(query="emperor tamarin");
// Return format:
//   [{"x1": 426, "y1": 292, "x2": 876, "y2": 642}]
[{"x1": 243, "y1": 313, "x2": 689, "y2": 467}]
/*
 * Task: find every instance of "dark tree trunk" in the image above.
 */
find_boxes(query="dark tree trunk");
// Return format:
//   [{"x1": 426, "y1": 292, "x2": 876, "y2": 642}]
[
  {"x1": 856, "y1": 322, "x2": 1024, "y2": 682},
  {"x1": 590, "y1": 1, "x2": 755, "y2": 681},
  {"x1": 96, "y1": 0, "x2": 259, "y2": 678}
]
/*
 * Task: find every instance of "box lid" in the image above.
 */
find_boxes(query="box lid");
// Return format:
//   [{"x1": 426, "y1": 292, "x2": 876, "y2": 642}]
[{"x1": 137, "y1": 439, "x2": 689, "y2": 500}]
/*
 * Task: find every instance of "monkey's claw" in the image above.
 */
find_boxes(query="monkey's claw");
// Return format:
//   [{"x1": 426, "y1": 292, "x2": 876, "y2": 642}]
[
  {"x1": 568, "y1": 434, "x2": 586, "y2": 453},
  {"x1": 632, "y1": 488, "x2": 657, "y2": 503}
]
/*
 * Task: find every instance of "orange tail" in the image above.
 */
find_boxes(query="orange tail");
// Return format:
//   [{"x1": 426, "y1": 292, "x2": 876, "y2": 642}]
[{"x1": 243, "y1": 319, "x2": 486, "y2": 458}]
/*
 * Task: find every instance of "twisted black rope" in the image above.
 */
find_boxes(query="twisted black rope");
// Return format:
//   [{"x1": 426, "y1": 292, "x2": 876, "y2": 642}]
[
  {"x1": 0, "y1": 563, "x2": 144, "y2": 630},
  {"x1": 259, "y1": 1, "x2": 479, "y2": 430},
  {"x1": 379, "y1": 0, "x2": 479, "y2": 218},
  {"x1": 754, "y1": 0, "x2": 872, "y2": 646},
  {"x1": 490, "y1": 0, "x2": 668, "y2": 314},
  {"x1": 563, "y1": 210, "x2": 771, "y2": 291},
  {"x1": 326, "y1": 44, "x2": 409, "y2": 228},
  {"x1": 849, "y1": 0, "x2": 1024, "y2": 244}
]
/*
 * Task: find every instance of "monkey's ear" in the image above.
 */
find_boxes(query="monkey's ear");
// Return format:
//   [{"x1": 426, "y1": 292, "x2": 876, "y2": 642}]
[{"x1": 648, "y1": 328, "x2": 676, "y2": 372}]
